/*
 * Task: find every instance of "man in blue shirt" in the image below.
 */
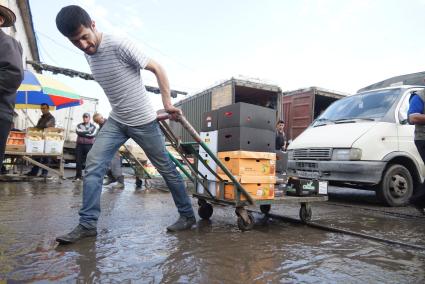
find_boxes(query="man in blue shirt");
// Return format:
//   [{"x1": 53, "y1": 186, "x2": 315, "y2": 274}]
[{"x1": 407, "y1": 90, "x2": 425, "y2": 214}]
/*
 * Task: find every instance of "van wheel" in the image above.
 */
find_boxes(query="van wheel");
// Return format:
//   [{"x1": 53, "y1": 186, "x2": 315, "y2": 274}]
[{"x1": 377, "y1": 164, "x2": 413, "y2": 207}]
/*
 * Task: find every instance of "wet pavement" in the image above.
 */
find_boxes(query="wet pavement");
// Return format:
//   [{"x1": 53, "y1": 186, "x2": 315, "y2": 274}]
[{"x1": 0, "y1": 179, "x2": 425, "y2": 283}]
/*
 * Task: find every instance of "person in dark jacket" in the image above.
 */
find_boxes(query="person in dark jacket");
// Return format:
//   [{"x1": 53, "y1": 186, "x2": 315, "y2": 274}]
[
  {"x1": 26, "y1": 103, "x2": 56, "y2": 177},
  {"x1": 275, "y1": 120, "x2": 287, "y2": 151},
  {"x1": 74, "y1": 113, "x2": 96, "y2": 181},
  {"x1": 36, "y1": 103, "x2": 56, "y2": 128},
  {"x1": 0, "y1": 4, "x2": 24, "y2": 169}
]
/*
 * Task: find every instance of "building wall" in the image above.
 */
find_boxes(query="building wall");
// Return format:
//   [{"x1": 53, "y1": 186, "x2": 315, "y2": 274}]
[
  {"x1": 3, "y1": 0, "x2": 36, "y2": 71},
  {"x1": 3, "y1": 1, "x2": 40, "y2": 129},
  {"x1": 211, "y1": 84, "x2": 233, "y2": 110}
]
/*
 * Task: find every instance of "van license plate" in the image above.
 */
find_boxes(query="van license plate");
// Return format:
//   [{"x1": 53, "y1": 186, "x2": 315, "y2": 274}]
[
  {"x1": 318, "y1": 181, "x2": 328, "y2": 195},
  {"x1": 296, "y1": 170, "x2": 320, "y2": 179}
]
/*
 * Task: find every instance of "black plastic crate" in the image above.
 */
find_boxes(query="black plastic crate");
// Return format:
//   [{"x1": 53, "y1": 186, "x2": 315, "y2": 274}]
[
  {"x1": 217, "y1": 126, "x2": 275, "y2": 152},
  {"x1": 201, "y1": 110, "x2": 218, "y2": 132},
  {"x1": 217, "y1": 102, "x2": 276, "y2": 131}
]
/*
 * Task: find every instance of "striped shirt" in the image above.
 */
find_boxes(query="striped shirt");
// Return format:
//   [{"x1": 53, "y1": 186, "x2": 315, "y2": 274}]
[{"x1": 85, "y1": 34, "x2": 156, "y2": 126}]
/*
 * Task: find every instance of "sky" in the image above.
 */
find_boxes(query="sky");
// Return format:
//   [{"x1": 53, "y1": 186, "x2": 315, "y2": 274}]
[{"x1": 29, "y1": 0, "x2": 425, "y2": 115}]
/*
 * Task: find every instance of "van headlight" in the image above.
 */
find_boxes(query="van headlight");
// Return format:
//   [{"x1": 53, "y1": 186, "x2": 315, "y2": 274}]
[{"x1": 332, "y1": 148, "x2": 362, "y2": 161}]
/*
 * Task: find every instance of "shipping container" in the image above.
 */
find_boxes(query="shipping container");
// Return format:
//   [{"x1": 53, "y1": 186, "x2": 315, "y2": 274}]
[
  {"x1": 169, "y1": 78, "x2": 282, "y2": 142},
  {"x1": 282, "y1": 87, "x2": 347, "y2": 141}
]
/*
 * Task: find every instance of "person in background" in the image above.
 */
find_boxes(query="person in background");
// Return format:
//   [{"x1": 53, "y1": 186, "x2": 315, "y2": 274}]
[
  {"x1": 73, "y1": 113, "x2": 96, "y2": 181},
  {"x1": 93, "y1": 112, "x2": 124, "y2": 189},
  {"x1": 0, "y1": 3, "x2": 24, "y2": 171},
  {"x1": 275, "y1": 120, "x2": 287, "y2": 151},
  {"x1": 25, "y1": 103, "x2": 56, "y2": 177},
  {"x1": 55, "y1": 5, "x2": 195, "y2": 244},
  {"x1": 407, "y1": 90, "x2": 425, "y2": 215}
]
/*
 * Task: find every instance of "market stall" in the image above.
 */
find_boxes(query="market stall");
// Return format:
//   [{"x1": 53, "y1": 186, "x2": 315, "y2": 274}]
[{"x1": 0, "y1": 70, "x2": 81, "y2": 181}]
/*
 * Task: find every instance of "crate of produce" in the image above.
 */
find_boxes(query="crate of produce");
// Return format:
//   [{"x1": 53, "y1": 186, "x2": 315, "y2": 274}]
[
  {"x1": 25, "y1": 128, "x2": 44, "y2": 153},
  {"x1": 217, "y1": 150, "x2": 276, "y2": 176},
  {"x1": 218, "y1": 174, "x2": 276, "y2": 201}
]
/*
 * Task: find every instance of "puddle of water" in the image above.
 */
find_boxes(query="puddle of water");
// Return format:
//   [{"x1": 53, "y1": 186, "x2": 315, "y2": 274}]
[{"x1": 0, "y1": 182, "x2": 424, "y2": 283}]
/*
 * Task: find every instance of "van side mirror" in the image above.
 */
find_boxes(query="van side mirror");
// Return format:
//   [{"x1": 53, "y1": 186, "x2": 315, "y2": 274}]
[{"x1": 399, "y1": 119, "x2": 408, "y2": 125}]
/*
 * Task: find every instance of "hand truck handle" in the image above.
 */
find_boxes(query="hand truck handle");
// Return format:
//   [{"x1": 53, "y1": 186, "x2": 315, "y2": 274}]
[{"x1": 156, "y1": 113, "x2": 171, "y2": 121}]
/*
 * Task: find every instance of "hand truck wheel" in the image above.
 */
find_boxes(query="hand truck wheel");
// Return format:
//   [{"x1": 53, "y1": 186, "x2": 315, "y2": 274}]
[
  {"x1": 299, "y1": 203, "x2": 312, "y2": 223},
  {"x1": 198, "y1": 202, "x2": 213, "y2": 220},
  {"x1": 260, "y1": 204, "x2": 271, "y2": 214},
  {"x1": 237, "y1": 212, "x2": 255, "y2": 231}
]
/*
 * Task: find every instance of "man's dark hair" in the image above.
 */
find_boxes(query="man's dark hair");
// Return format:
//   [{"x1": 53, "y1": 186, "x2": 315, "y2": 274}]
[
  {"x1": 40, "y1": 103, "x2": 49, "y2": 108},
  {"x1": 277, "y1": 120, "x2": 285, "y2": 124},
  {"x1": 56, "y1": 5, "x2": 92, "y2": 37}
]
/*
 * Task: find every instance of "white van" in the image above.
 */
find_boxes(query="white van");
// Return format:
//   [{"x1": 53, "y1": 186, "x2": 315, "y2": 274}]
[{"x1": 286, "y1": 85, "x2": 424, "y2": 206}]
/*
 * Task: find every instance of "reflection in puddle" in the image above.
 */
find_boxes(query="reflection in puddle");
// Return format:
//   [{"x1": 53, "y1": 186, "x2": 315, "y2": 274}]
[{"x1": 0, "y1": 182, "x2": 424, "y2": 282}]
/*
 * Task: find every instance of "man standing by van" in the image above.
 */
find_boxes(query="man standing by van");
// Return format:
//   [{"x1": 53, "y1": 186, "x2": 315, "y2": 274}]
[
  {"x1": 55, "y1": 5, "x2": 195, "y2": 244},
  {"x1": 408, "y1": 90, "x2": 425, "y2": 214}
]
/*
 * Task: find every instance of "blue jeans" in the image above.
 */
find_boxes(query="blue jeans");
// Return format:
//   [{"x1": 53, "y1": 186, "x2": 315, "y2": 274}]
[{"x1": 79, "y1": 118, "x2": 194, "y2": 229}]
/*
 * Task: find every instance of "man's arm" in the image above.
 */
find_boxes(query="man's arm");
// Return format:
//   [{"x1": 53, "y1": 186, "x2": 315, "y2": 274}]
[
  {"x1": 118, "y1": 40, "x2": 182, "y2": 120},
  {"x1": 46, "y1": 116, "x2": 55, "y2": 128},
  {"x1": 145, "y1": 59, "x2": 181, "y2": 120},
  {"x1": 85, "y1": 124, "x2": 97, "y2": 138},
  {"x1": 409, "y1": 114, "x2": 425, "y2": 125},
  {"x1": 408, "y1": 95, "x2": 425, "y2": 125},
  {"x1": 0, "y1": 39, "x2": 23, "y2": 94},
  {"x1": 76, "y1": 124, "x2": 90, "y2": 137}
]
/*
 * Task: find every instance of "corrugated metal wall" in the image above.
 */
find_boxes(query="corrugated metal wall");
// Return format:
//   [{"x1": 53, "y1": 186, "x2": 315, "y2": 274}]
[
  {"x1": 181, "y1": 91, "x2": 212, "y2": 142},
  {"x1": 169, "y1": 91, "x2": 212, "y2": 142}
]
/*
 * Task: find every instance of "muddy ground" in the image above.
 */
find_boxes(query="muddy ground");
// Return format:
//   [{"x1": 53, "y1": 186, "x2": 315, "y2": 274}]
[{"x1": 0, "y1": 177, "x2": 424, "y2": 283}]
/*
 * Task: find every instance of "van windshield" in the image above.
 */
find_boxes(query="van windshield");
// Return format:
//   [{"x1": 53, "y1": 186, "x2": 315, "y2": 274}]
[{"x1": 313, "y1": 88, "x2": 401, "y2": 126}]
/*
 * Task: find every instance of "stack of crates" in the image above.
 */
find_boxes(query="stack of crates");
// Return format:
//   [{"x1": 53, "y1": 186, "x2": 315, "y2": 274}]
[
  {"x1": 197, "y1": 103, "x2": 277, "y2": 201},
  {"x1": 217, "y1": 102, "x2": 276, "y2": 152},
  {"x1": 217, "y1": 151, "x2": 276, "y2": 200}
]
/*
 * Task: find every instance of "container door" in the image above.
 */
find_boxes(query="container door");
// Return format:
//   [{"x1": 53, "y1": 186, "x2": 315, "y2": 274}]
[{"x1": 282, "y1": 91, "x2": 314, "y2": 141}]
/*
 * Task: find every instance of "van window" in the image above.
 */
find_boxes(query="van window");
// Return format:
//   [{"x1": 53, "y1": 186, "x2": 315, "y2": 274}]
[{"x1": 316, "y1": 89, "x2": 401, "y2": 123}]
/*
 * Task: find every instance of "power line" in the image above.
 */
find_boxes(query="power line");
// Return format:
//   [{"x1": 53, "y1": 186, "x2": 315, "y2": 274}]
[
  {"x1": 37, "y1": 29, "x2": 196, "y2": 75},
  {"x1": 35, "y1": 33, "x2": 60, "y2": 66},
  {"x1": 36, "y1": 30, "x2": 81, "y2": 55},
  {"x1": 133, "y1": 36, "x2": 196, "y2": 73}
]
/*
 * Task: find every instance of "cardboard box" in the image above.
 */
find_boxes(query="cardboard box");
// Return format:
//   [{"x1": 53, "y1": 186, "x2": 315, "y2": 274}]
[
  {"x1": 27, "y1": 127, "x2": 43, "y2": 135},
  {"x1": 218, "y1": 127, "x2": 275, "y2": 152},
  {"x1": 201, "y1": 110, "x2": 218, "y2": 132},
  {"x1": 5, "y1": 144, "x2": 26, "y2": 152},
  {"x1": 218, "y1": 175, "x2": 276, "y2": 201},
  {"x1": 44, "y1": 140, "x2": 64, "y2": 154},
  {"x1": 217, "y1": 151, "x2": 276, "y2": 176},
  {"x1": 197, "y1": 181, "x2": 218, "y2": 196},
  {"x1": 217, "y1": 102, "x2": 276, "y2": 131},
  {"x1": 44, "y1": 127, "x2": 64, "y2": 135},
  {"x1": 197, "y1": 151, "x2": 218, "y2": 180},
  {"x1": 199, "y1": 131, "x2": 218, "y2": 154},
  {"x1": 43, "y1": 128, "x2": 64, "y2": 154},
  {"x1": 25, "y1": 138, "x2": 44, "y2": 153}
]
